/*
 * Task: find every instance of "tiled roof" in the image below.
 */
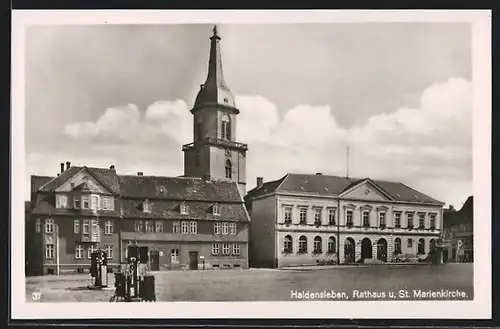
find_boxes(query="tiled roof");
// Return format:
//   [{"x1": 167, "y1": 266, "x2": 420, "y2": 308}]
[
  {"x1": 30, "y1": 175, "x2": 53, "y2": 202},
  {"x1": 246, "y1": 173, "x2": 443, "y2": 205},
  {"x1": 117, "y1": 175, "x2": 242, "y2": 202},
  {"x1": 30, "y1": 165, "x2": 249, "y2": 222},
  {"x1": 443, "y1": 196, "x2": 473, "y2": 228}
]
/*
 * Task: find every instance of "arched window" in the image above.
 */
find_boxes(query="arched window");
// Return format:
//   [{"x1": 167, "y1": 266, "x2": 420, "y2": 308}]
[
  {"x1": 221, "y1": 114, "x2": 231, "y2": 140},
  {"x1": 225, "y1": 160, "x2": 232, "y2": 179},
  {"x1": 298, "y1": 235, "x2": 308, "y2": 253},
  {"x1": 417, "y1": 238, "x2": 425, "y2": 254},
  {"x1": 327, "y1": 236, "x2": 336, "y2": 253},
  {"x1": 394, "y1": 238, "x2": 402, "y2": 255},
  {"x1": 283, "y1": 235, "x2": 293, "y2": 253},
  {"x1": 313, "y1": 236, "x2": 322, "y2": 253}
]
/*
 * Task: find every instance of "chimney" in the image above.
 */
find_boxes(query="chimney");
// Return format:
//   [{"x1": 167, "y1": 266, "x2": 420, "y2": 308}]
[
  {"x1": 66, "y1": 161, "x2": 71, "y2": 170},
  {"x1": 110, "y1": 165, "x2": 115, "y2": 170},
  {"x1": 315, "y1": 172, "x2": 322, "y2": 176},
  {"x1": 449, "y1": 205, "x2": 455, "y2": 211},
  {"x1": 137, "y1": 172, "x2": 143, "y2": 176},
  {"x1": 200, "y1": 84, "x2": 204, "y2": 90},
  {"x1": 60, "y1": 163, "x2": 65, "y2": 174},
  {"x1": 256, "y1": 177, "x2": 263, "y2": 188}
]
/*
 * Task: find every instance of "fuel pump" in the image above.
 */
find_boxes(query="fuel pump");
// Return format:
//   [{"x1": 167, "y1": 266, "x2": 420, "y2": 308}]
[
  {"x1": 90, "y1": 250, "x2": 108, "y2": 289},
  {"x1": 110, "y1": 242, "x2": 156, "y2": 302}
]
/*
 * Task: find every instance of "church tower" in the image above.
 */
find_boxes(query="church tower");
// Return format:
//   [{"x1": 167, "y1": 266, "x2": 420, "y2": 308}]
[{"x1": 182, "y1": 26, "x2": 248, "y2": 197}]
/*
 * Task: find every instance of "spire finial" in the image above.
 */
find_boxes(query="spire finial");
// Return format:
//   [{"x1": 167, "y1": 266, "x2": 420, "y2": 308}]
[
  {"x1": 213, "y1": 24, "x2": 218, "y2": 36},
  {"x1": 211, "y1": 24, "x2": 220, "y2": 40}
]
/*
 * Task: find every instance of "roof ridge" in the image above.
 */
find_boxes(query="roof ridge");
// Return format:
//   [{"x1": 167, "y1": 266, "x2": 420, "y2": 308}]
[{"x1": 36, "y1": 166, "x2": 84, "y2": 192}]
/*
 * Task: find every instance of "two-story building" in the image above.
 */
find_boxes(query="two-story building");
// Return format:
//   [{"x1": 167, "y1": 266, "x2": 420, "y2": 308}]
[
  {"x1": 245, "y1": 173, "x2": 444, "y2": 268},
  {"x1": 25, "y1": 26, "x2": 252, "y2": 275}
]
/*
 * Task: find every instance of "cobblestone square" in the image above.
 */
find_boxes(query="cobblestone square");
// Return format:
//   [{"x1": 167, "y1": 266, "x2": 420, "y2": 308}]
[{"x1": 26, "y1": 263, "x2": 473, "y2": 302}]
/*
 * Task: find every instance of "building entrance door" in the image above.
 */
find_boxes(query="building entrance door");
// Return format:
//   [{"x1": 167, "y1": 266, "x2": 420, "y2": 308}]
[
  {"x1": 149, "y1": 250, "x2": 160, "y2": 271},
  {"x1": 189, "y1": 251, "x2": 199, "y2": 270},
  {"x1": 344, "y1": 238, "x2": 355, "y2": 263},
  {"x1": 377, "y1": 238, "x2": 387, "y2": 262},
  {"x1": 361, "y1": 238, "x2": 372, "y2": 260}
]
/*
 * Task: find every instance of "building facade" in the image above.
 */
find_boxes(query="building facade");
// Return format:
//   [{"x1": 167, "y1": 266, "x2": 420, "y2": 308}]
[
  {"x1": 442, "y1": 196, "x2": 473, "y2": 263},
  {"x1": 245, "y1": 173, "x2": 444, "y2": 268},
  {"x1": 25, "y1": 27, "x2": 251, "y2": 276}
]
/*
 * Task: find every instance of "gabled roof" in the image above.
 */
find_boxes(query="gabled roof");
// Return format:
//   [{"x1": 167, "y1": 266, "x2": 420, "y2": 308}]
[
  {"x1": 246, "y1": 173, "x2": 444, "y2": 205},
  {"x1": 37, "y1": 166, "x2": 121, "y2": 195}
]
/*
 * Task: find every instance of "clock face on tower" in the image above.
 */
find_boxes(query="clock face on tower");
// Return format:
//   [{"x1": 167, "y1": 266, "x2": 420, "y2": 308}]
[{"x1": 225, "y1": 149, "x2": 231, "y2": 156}]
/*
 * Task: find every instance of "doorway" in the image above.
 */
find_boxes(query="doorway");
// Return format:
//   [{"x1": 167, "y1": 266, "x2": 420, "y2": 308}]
[
  {"x1": 189, "y1": 251, "x2": 199, "y2": 270},
  {"x1": 149, "y1": 250, "x2": 160, "y2": 271},
  {"x1": 377, "y1": 238, "x2": 387, "y2": 262},
  {"x1": 361, "y1": 238, "x2": 372, "y2": 260},
  {"x1": 344, "y1": 238, "x2": 355, "y2": 263},
  {"x1": 443, "y1": 249, "x2": 449, "y2": 262}
]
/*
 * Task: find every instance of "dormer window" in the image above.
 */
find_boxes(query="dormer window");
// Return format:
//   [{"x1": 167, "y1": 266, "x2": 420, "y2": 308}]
[
  {"x1": 143, "y1": 200, "x2": 151, "y2": 213},
  {"x1": 180, "y1": 202, "x2": 188, "y2": 215},
  {"x1": 212, "y1": 203, "x2": 220, "y2": 216}
]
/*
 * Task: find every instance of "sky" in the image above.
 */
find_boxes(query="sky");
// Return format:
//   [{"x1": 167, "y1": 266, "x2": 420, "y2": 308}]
[{"x1": 24, "y1": 23, "x2": 472, "y2": 208}]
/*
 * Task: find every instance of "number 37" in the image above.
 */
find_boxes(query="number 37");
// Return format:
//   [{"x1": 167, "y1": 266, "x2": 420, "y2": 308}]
[{"x1": 32, "y1": 292, "x2": 41, "y2": 300}]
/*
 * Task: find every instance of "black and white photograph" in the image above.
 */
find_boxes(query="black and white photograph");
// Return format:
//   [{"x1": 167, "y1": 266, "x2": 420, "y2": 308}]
[{"x1": 12, "y1": 10, "x2": 491, "y2": 319}]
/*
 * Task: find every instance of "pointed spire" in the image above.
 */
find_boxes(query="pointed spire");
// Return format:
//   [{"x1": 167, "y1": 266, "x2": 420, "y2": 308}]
[{"x1": 193, "y1": 25, "x2": 236, "y2": 109}]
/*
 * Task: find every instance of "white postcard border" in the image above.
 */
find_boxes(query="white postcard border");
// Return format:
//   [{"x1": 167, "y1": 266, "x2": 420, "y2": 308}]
[{"x1": 11, "y1": 9, "x2": 492, "y2": 319}]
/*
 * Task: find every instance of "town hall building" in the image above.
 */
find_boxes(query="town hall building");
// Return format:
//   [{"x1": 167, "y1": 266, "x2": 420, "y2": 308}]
[
  {"x1": 245, "y1": 173, "x2": 445, "y2": 268},
  {"x1": 25, "y1": 26, "x2": 251, "y2": 275}
]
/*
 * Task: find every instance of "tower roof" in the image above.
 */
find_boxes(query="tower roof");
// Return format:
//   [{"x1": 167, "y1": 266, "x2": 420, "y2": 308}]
[{"x1": 193, "y1": 25, "x2": 237, "y2": 112}]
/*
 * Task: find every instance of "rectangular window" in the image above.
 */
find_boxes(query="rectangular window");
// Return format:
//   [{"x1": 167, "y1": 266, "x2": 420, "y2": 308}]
[
  {"x1": 82, "y1": 196, "x2": 90, "y2": 209},
  {"x1": 173, "y1": 221, "x2": 181, "y2": 233},
  {"x1": 299, "y1": 207, "x2": 307, "y2": 224},
  {"x1": 314, "y1": 208, "x2": 322, "y2": 225},
  {"x1": 91, "y1": 195, "x2": 99, "y2": 210},
  {"x1": 222, "y1": 222, "x2": 229, "y2": 235},
  {"x1": 171, "y1": 249, "x2": 179, "y2": 263},
  {"x1": 190, "y1": 221, "x2": 197, "y2": 234},
  {"x1": 105, "y1": 245, "x2": 113, "y2": 259},
  {"x1": 222, "y1": 243, "x2": 230, "y2": 255},
  {"x1": 83, "y1": 220, "x2": 90, "y2": 234},
  {"x1": 284, "y1": 206, "x2": 292, "y2": 223},
  {"x1": 45, "y1": 244, "x2": 54, "y2": 259},
  {"x1": 213, "y1": 222, "x2": 221, "y2": 234},
  {"x1": 229, "y1": 222, "x2": 236, "y2": 235},
  {"x1": 104, "y1": 220, "x2": 113, "y2": 234},
  {"x1": 346, "y1": 211, "x2": 353, "y2": 226},
  {"x1": 212, "y1": 204, "x2": 220, "y2": 215},
  {"x1": 232, "y1": 244, "x2": 240, "y2": 256},
  {"x1": 58, "y1": 195, "x2": 68, "y2": 208},
  {"x1": 45, "y1": 218, "x2": 54, "y2": 233},
  {"x1": 74, "y1": 196, "x2": 81, "y2": 209},
  {"x1": 211, "y1": 243, "x2": 220, "y2": 256},
  {"x1": 379, "y1": 213, "x2": 386, "y2": 227},
  {"x1": 419, "y1": 214, "x2": 425, "y2": 228},
  {"x1": 102, "y1": 197, "x2": 111, "y2": 210},
  {"x1": 155, "y1": 221, "x2": 163, "y2": 233},
  {"x1": 74, "y1": 220, "x2": 80, "y2": 234},
  {"x1": 407, "y1": 213, "x2": 414, "y2": 228},
  {"x1": 430, "y1": 214, "x2": 436, "y2": 228},
  {"x1": 87, "y1": 245, "x2": 97, "y2": 259},
  {"x1": 145, "y1": 221, "x2": 155, "y2": 233},
  {"x1": 143, "y1": 200, "x2": 151, "y2": 213},
  {"x1": 134, "y1": 220, "x2": 143, "y2": 233},
  {"x1": 362, "y1": 211, "x2": 370, "y2": 227},
  {"x1": 328, "y1": 209, "x2": 336, "y2": 225},
  {"x1": 35, "y1": 218, "x2": 41, "y2": 233},
  {"x1": 75, "y1": 245, "x2": 84, "y2": 259},
  {"x1": 394, "y1": 213, "x2": 401, "y2": 227},
  {"x1": 407, "y1": 239, "x2": 413, "y2": 248},
  {"x1": 180, "y1": 202, "x2": 188, "y2": 214},
  {"x1": 181, "y1": 221, "x2": 189, "y2": 234}
]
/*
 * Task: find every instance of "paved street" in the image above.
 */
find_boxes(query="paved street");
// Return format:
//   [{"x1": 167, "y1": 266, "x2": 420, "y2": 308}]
[{"x1": 26, "y1": 263, "x2": 473, "y2": 302}]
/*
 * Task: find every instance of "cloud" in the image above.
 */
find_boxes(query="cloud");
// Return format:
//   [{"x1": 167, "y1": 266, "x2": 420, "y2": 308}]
[{"x1": 54, "y1": 77, "x2": 472, "y2": 207}]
